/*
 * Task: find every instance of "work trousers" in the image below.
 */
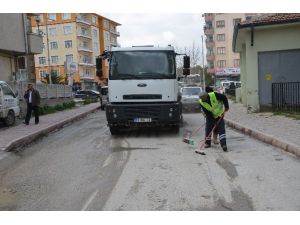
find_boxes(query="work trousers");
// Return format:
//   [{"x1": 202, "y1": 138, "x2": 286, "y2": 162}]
[
  {"x1": 205, "y1": 117, "x2": 226, "y2": 146},
  {"x1": 25, "y1": 103, "x2": 39, "y2": 124}
]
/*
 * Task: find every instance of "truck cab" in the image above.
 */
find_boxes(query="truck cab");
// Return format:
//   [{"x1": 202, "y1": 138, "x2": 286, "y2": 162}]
[
  {"x1": 0, "y1": 81, "x2": 20, "y2": 126},
  {"x1": 98, "y1": 46, "x2": 190, "y2": 134}
]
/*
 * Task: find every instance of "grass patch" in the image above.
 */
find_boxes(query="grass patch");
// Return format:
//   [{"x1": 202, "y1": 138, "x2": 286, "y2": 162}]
[
  {"x1": 273, "y1": 111, "x2": 300, "y2": 120},
  {"x1": 83, "y1": 98, "x2": 98, "y2": 105},
  {"x1": 38, "y1": 101, "x2": 76, "y2": 116}
]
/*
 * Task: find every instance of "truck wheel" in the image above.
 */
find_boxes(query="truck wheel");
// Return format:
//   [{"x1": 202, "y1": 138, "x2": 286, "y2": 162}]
[
  {"x1": 5, "y1": 110, "x2": 15, "y2": 126},
  {"x1": 109, "y1": 127, "x2": 120, "y2": 135},
  {"x1": 172, "y1": 125, "x2": 180, "y2": 134}
]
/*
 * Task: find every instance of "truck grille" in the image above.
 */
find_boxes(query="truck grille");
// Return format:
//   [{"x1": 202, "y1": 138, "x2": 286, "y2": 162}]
[
  {"x1": 124, "y1": 106, "x2": 161, "y2": 118},
  {"x1": 123, "y1": 94, "x2": 162, "y2": 100}
]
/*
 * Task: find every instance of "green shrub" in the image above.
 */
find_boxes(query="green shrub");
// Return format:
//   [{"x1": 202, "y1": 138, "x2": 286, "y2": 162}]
[{"x1": 54, "y1": 104, "x2": 64, "y2": 111}]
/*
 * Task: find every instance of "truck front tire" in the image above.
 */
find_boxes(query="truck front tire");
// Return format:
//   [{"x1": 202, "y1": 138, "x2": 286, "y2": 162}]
[{"x1": 109, "y1": 126, "x2": 120, "y2": 135}]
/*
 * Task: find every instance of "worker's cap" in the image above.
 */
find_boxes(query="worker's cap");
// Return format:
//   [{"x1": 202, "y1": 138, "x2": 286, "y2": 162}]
[{"x1": 199, "y1": 91, "x2": 207, "y2": 98}]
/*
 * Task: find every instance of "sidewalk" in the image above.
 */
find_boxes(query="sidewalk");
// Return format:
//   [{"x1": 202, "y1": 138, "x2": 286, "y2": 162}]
[
  {"x1": 225, "y1": 100, "x2": 300, "y2": 157},
  {"x1": 0, "y1": 103, "x2": 100, "y2": 152}
]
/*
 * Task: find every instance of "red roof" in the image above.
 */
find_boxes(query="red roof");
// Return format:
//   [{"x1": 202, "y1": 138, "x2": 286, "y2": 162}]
[{"x1": 240, "y1": 13, "x2": 300, "y2": 27}]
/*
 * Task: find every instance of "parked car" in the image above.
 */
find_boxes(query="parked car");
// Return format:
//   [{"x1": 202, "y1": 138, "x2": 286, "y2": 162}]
[
  {"x1": 100, "y1": 86, "x2": 108, "y2": 110},
  {"x1": 75, "y1": 90, "x2": 100, "y2": 99},
  {"x1": 180, "y1": 86, "x2": 203, "y2": 112},
  {"x1": 0, "y1": 81, "x2": 20, "y2": 126}
]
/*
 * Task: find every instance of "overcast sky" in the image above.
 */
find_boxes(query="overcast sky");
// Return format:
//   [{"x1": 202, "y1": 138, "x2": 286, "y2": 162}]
[{"x1": 101, "y1": 14, "x2": 205, "y2": 51}]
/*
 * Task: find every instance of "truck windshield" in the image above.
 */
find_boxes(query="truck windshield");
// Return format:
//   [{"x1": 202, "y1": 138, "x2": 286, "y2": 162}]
[{"x1": 109, "y1": 51, "x2": 176, "y2": 80}]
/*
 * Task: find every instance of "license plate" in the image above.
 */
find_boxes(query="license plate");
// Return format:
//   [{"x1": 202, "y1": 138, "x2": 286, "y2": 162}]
[{"x1": 133, "y1": 118, "x2": 152, "y2": 123}]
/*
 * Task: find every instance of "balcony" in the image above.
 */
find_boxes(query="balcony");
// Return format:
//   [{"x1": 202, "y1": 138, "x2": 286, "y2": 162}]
[
  {"x1": 27, "y1": 33, "x2": 43, "y2": 54},
  {"x1": 204, "y1": 27, "x2": 214, "y2": 36},
  {"x1": 77, "y1": 32, "x2": 92, "y2": 39},
  {"x1": 110, "y1": 30, "x2": 120, "y2": 36},
  {"x1": 79, "y1": 59, "x2": 94, "y2": 67},
  {"x1": 204, "y1": 14, "x2": 213, "y2": 22},
  {"x1": 206, "y1": 54, "x2": 215, "y2": 62},
  {"x1": 76, "y1": 15, "x2": 91, "y2": 25},
  {"x1": 207, "y1": 68, "x2": 215, "y2": 74},
  {"x1": 80, "y1": 73, "x2": 94, "y2": 80},
  {"x1": 78, "y1": 45, "x2": 93, "y2": 53},
  {"x1": 205, "y1": 40, "x2": 214, "y2": 48}
]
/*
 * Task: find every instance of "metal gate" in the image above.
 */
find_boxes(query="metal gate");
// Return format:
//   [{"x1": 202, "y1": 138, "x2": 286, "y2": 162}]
[
  {"x1": 272, "y1": 82, "x2": 300, "y2": 112},
  {"x1": 258, "y1": 49, "x2": 300, "y2": 110}
]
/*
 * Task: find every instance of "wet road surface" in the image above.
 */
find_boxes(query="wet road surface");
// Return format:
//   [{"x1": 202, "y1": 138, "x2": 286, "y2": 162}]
[{"x1": 0, "y1": 110, "x2": 299, "y2": 210}]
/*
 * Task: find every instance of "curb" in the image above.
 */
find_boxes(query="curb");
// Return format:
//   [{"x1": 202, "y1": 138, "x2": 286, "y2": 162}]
[
  {"x1": 2, "y1": 106, "x2": 100, "y2": 152},
  {"x1": 225, "y1": 118, "x2": 300, "y2": 158}
]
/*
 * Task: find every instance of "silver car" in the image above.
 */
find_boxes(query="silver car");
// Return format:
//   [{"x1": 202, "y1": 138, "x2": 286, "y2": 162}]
[{"x1": 181, "y1": 86, "x2": 203, "y2": 112}]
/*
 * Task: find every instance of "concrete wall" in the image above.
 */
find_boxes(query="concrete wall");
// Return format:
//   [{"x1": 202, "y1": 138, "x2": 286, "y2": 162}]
[
  {"x1": 236, "y1": 23, "x2": 300, "y2": 112},
  {"x1": 0, "y1": 14, "x2": 26, "y2": 53},
  {"x1": 0, "y1": 55, "x2": 15, "y2": 81}
]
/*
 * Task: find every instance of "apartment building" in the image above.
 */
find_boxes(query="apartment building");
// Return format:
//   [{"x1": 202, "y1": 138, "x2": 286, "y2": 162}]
[
  {"x1": 204, "y1": 13, "x2": 261, "y2": 85},
  {"x1": 0, "y1": 14, "x2": 43, "y2": 82},
  {"x1": 31, "y1": 13, "x2": 120, "y2": 90}
]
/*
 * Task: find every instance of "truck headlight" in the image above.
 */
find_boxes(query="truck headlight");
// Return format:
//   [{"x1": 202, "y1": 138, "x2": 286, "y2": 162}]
[
  {"x1": 169, "y1": 113, "x2": 173, "y2": 117},
  {"x1": 113, "y1": 113, "x2": 117, "y2": 118},
  {"x1": 169, "y1": 108, "x2": 173, "y2": 112},
  {"x1": 112, "y1": 108, "x2": 116, "y2": 113}
]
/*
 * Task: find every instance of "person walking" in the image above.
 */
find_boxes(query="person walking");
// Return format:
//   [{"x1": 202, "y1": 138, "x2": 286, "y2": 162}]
[
  {"x1": 199, "y1": 88, "x2": 229, "y2": 151},
  {"x1": 23, "y1": 83, "x2": 40, "y2": 125}
]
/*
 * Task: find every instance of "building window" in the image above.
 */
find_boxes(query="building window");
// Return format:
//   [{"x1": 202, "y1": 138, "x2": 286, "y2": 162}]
[
  {"x1": 216, "y1": 20, "x2": 225, "y2": 28},
  {"x1": 234, "y1": 59, "x2": 240, "y2": 67},
  {"x1": 233, "y1": 18, "x2": 242, "y2": 26},
  {"x1": 217, "y1": 47, "x2": 226, "y2": 55},
  {"x1": 36, "y1": 15, "x2": 44, "y2": 23},
  {"x1": 62, "y1": 13, "x2": 71, "y2": 20},
  {"x1": 51, "y1": 70, "x2": 59, "y2": 76},
  {"x1": 63, "y1": 26, "x2": 72, "y2": 34},
  {"x1": 93, "y1": 42, "x2": 99, "y2": 51},
  {"x1": 39, "y1": 57, "x2": 46, "y2": 65},
  {"x1": 50, "y1": 41, "x2": 58, "y2": 49},
  {"x1": 64, "y1": 40, "x2": 72, "y2": 48},
  {"x1": 49, "y1": 27, "x2": 57, "y2": 36},
  {"x1": 103, "y1": 19, "x2": 109, "y2": 29},
  {"x1": 92, "y1": 16, "x2": 97, "y2": 24},
  {"x1": 48, "y1": 13, "x2": 56, "y2": 21},
  {"x1": 105, "y1": 31, "x2": 110, "y2": 42},
  {"x1": 217, "y1": 60, "x2": 226, "y2": 68},
  {"x1": 217, "y1": 34, "x2": 225, "y2": 41},
  {"x1": 66, "y1": 54, "x2": 73, "y2": 63},
  {"x1": 39, "y1": 70, "x2": 46, "y2": 78},
  {"x1": 51, "y1": 56, "x2": 59, "y2": 64},
  {"x1": 80, "y1": 27, "x2": 89, "y2": 36},
  {"x1": 93, "y1": 29, "x2": 98, "y2": 37}
]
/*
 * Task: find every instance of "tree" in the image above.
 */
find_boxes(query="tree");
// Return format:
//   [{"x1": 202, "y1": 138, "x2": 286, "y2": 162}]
[{"x1": 43, "y1": 73, "x2": 65, "y2": 84}]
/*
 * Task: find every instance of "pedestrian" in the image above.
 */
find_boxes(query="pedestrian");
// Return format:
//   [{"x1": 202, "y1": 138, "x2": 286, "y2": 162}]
[
  {"x1": 199, "y1": 88, "x2": 229, "y2": 151},
  {"x1": 23, "y1": 83, "x2": 40, "y2": 125}
]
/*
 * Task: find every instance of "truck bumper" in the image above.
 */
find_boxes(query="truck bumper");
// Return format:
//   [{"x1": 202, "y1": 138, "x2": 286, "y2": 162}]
[{"x1": 106, "y1": 102, "x2": 182, "y2": 127}]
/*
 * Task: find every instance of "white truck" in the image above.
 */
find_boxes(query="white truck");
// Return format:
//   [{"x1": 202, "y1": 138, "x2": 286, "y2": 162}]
[
  {"x1": 97, "y1": 45, "x2": 190, "y2": 135},
  {"x1": 0, "y1": 81, "x2": 20, "y2": 126}
]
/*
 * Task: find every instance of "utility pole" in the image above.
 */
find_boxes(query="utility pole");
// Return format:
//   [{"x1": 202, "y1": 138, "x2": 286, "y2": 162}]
[
  {"x1": 45, "y1": 15, "x2": 52, "y2": 84},
  {"x1": 201, "y1": 35, "x2": 206, "y2": 90}
]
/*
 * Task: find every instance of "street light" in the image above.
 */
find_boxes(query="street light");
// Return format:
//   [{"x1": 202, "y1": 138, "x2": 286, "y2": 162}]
[{"x1": 35, "y1": 14, "x2": 54, "y2": 84}]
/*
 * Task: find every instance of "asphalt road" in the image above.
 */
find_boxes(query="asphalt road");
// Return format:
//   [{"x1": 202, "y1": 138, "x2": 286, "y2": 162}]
[{"x1": 0, "y1": 110, "x2": 299, "y2": 210}]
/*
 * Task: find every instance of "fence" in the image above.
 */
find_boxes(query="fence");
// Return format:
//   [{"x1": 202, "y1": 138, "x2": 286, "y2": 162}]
[
  {"x1": 8, "y1": 81, "x2": 72, "y2": 99},
  {"x1": 272, "y1": 82, "x2": 300, "y2": 112}
]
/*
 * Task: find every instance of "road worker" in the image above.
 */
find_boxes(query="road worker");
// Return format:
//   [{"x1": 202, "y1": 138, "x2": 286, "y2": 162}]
[{"x1": 199, "y1": 88, "x2": 229, "y2": 151}]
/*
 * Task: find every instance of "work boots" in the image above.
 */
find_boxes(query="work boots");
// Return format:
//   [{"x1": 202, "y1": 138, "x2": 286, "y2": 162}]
[{"x1": 221, "y1": 145, "x2": 228, "y2": 152}]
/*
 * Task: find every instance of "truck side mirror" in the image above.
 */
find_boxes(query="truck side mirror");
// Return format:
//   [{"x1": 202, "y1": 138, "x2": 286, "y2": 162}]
[
  {"x1": 183, "y1": 56, "x2": 190, "y2": 76},
  {"x1": 96, "y1": 57, "x2": 103, "y2": 77}
]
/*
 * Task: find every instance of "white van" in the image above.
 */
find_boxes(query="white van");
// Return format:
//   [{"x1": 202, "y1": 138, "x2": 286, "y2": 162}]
[{"x1": 0, "y1": 81, "x2": 20, "y2": 126}]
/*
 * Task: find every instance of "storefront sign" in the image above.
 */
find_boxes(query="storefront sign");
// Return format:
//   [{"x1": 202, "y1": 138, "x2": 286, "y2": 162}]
[{"x1": 215, "y1": 67, "x2": 240, "y2": 75}]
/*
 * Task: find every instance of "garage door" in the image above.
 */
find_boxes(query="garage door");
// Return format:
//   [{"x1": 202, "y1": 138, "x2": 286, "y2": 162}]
[{"x1": 258, "y1": 49, "x2": 300, "y2": 109}]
